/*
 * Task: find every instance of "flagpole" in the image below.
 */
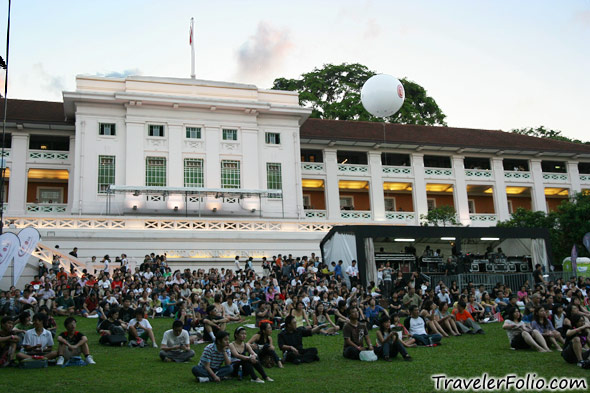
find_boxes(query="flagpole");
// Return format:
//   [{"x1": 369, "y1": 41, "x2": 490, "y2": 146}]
[
  {"x1": 0, "y1": 0, "x2": 11, "y2": 235},
  {"x1": 190, "y1": 17, "x2": 195, "y2": 79}
]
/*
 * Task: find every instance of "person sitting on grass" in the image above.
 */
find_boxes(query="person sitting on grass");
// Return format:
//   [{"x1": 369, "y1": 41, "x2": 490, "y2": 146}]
[
  {"x1": 364, "y1": 297, "x2": 387, "y2": 329},
  {"x1": 16, "y1": 313, "x2": 58, "y2": 361},
  {"x1": 118, "y1": 297, "x2": 135, "y2": 323},
  {"x1": 38, "y1": 306, "x2": 57, "y2": 337},
  {"x1": 191, "y1": 331, "x2": 233, "y2": 383},
  {"x1": 278, "y1": 315, "x2": 319, "y2": 365},
  {"x1": 0, "y1": 316, "x2": 19, "y2": 367},
  {"x1": 392, "y1": 314, "x2": 417, "y2": 347},
  {"x1": 203, "y1": 305, "x2": 229, "y2": 343},
  {"x1": 452, "y1": 301, "x2": 484, "y2": 334},
  {"x1": 404, "y1": 305, "x2": 442, "y2": 346},
  {"x1": 81, "y1": 292, "x2": 99, "y2": 318},
  {"x1": 97, "y1": 309, "x2": 128, "y2": 345},
  {"x1": 502, "y1": 307, "x2": 551, "y2": 352},
  {"x1": 222, "y1": 296, "x2": 245, "y2": 323},
  {"x1": 532, "y1": 306, "x2": 565, "y2": 351},
  {"x1": 128, "y1": 308, "x2": 158, "y2": 348},
  {"x1": 375, "y1": 315, "x2": 412, "y2": 362},
  {"x1": 55, "y1": 290, "x2": 75, "y2": 316},
  {"x1": 159, "y1": 320, "x2": 195, "y2": 363},
  {"x1": 434, "y1": 301, "x2": 461, "y2": 336},
  {"x1": 14, "y1": 312, "x2": 33, "y2": 341},
  {"x1": 342, "y1": 307, "x2": 372, "y2": 360},
  {"x1": 248, "y1": 322, "x2": 284, "y2": 368},
  {"x1": 312, "y1": 303, "x2": 340, "y2": 335},
  {"x1": 230, "y1": 326, "x2": 273, "y2": 383},
  {"x1": 56, "y1": 317, "x2": 95, "y2": 366},
  {"x1": 420, "y1": 300, "x2": 449, "y2": 338},
  {"x1": 561, "y1": 314, "x2": 590, "y2": 368}
]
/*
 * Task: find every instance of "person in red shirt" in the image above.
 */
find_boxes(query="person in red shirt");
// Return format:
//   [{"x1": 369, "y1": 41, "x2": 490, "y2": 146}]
[
  {"x1": 452, "y1": 301, "x2": 484, "y2": 334},
  {"x1": 82, "y1": 292, "x2": 99, "y2": 317},
  {"x1": 56, "y1": 317, "x2": 95, "y2": 366}
]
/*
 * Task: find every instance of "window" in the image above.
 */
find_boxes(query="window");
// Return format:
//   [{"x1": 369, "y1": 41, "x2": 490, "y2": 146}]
[
  {"x1": 99, "y1": 123, "x2": 116, "y2": 136},
  {"x1": 427, "y1": 198, "x2": 436, "y2": 211},
  {"x1": 184, "y1": 158, "x2": 204, "y2": 187},
  {"x1": 98, "y1": 155, "x2": 115, "y2": 193},
  {"x1": 145, "y1": 157, "x2": 166, "y2": 186},
  {"x1": 148, "y1": 124, "x2": 165, "y2": 137},
  {"x1": 186, "y1": 127, "x2": 201, "y2": 139},
  {"x1": 39, "y1": 188, "x2": 63, "y2": 203},
  {"x1": 265, "y1": 132, "x2": 280, "y2": 145},
  {"x1": 221, "y1": 160, "x2": 240, "y2": 188},
  {"x1": 468, "y1": 199, "x2": 476, "y2": 214},
  {"x1": 340, "y1": 196, "x2": 354, "y2": 210},
  {"x1": 303, "y1": 195, "x2": 311, "y2": 209},
  {"x1": 266, "y1": 163, "x2": 282, "y2": 198},
  {"x1": 222, "y1": 129, "x2": 238, "y2": 141},
  {"x1": 384, "y1": 197, "x2": 396, "y2": 211}
]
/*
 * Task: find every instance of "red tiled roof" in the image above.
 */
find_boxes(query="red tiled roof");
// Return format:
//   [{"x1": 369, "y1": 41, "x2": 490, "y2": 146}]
[
  {"x1": 300, "y1": 118, "x2": 590, "y2": 154},
  {"x1": 0, "y1": 98, "x2": 71, "y2": 125}
]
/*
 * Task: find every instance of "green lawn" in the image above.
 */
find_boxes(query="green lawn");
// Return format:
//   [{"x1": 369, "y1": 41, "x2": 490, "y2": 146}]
[{"x1": 1, "y1": 316, "x2": 587, "y2": 393}]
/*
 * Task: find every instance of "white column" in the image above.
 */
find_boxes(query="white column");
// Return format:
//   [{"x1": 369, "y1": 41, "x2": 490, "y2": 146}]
[
  {"x1": 411, "y1": 153, "x2": 428, "y2": 223},
  {"x1": 66, "y1": 135, "x2": 76, "y2": 213},
  {"x1": 6, "y1": 134, "x2": 28, "y2": 215},
  {"x1": 124, "y1": 121, "x2": 145, "y2": 187},
  {"x1": 368, "y1": 151, "x2": 385, "y2": 221},
  {"x1": 204, "y1": 126, "x2": 221, "y2": 188},
  {"x1": 530, "y1": 159, "x2": 547, "y2": 213},
  {"x1": 567, "y1": 161, "x2": 581, "y2": 194},
  {"x1": 71, "y1": 119, "x2": 84, "y2": 214},
  {"x1": 167, "y1": 124, "x2": 183, "y2": 187},
  {"x1": 491, "y1": 157, "x2": 510, "y2": 221},
  {"x1": 452, "y1": 156, "x2": 471, "y2": 225},
  {"x1": 242, "y1": 128, "x2": 259, "y2": 189},
  {"x1": 324, "y1": 149, "x2": 341, "y2": 220}
]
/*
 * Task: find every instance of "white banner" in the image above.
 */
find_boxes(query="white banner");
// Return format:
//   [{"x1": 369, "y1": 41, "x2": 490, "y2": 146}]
[
  {"x1": 13, "y1": 228, "x2": 41, "y2": 285},
  {"x1": 0, "y1": 232, "x2": 20, "y2": 281}
]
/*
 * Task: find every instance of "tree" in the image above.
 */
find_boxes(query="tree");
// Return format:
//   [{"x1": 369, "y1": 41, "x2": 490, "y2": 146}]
[
  {"x1": 420, "y1": 205, "x2": 459, "y2": 227},
  {"x1": 497, "y1": 193, "x2": 590, "y2": 265},
  {"x1": 272, "y1": 63, "x2": 447, "y2": 126},
  {"x1": 511, "y1": 126, "x2": 589, "y2": 145}
]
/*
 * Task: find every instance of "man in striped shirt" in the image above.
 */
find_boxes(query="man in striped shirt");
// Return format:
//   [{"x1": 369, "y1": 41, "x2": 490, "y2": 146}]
[{"x1": 191, "y1": 331, "x2": 233, "y2": 383}]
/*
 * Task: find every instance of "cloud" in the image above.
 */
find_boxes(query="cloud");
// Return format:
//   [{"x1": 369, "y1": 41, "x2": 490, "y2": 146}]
[
  {"x1": 32, "y1": 63, "x2": 65, "y2": 93},
  {"x1": 234, "y1": 21, "x2": 294, "y2": 83},
  {"x1": 573, "y1": 10, "x2": 590, "y2": 27},
  {"x1": 364, "y1": 18, "x2": 382, "y2": 39},
  {"x1": 95, "y1": 68, "x2": 141, "y2": 78}
]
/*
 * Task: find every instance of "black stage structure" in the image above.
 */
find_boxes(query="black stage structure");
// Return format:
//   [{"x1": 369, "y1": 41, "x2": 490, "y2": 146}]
[{"x1": 320, "y1": 226, "x2": 553, "y2": 287}]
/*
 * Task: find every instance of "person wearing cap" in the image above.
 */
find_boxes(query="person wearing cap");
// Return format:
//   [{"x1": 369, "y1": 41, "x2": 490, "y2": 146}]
[
  {"x1": 159, "y1": 320, "x2": 195, "y2": 363},
  {"x1": 192, "y1": 331, "x2": 233, "y2": 383}
]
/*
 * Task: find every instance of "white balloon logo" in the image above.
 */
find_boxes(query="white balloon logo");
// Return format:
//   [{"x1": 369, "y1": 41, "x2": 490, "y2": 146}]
[{"x1": 361, "y1": 74, "x2": 405, "y2": 118}]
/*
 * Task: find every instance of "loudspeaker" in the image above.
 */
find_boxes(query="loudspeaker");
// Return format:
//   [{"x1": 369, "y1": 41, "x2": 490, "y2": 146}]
[
  {"x1": 470, "y1": 263, "x2": 480, "y2": 272},
  {"x1": 495, "y1": 263, "x2": 508, "y2": 272},
  {"x1": 519, "y1": 263, "x2": 530, "y2": 272},
  {"x1": 485, "y1": 263, "x2": 495, "y2": 272},
  {"x1": 508, "y1": 263, "x2": 517, "y2": 272}
]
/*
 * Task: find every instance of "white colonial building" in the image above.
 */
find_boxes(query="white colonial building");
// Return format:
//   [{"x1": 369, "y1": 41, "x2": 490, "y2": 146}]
[{"x1": 1, "y1": 74, "x2": 590, "y2": 285}]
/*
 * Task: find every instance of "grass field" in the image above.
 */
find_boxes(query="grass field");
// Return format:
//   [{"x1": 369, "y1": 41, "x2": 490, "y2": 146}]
[{"x1": 1, "y1": 316, "x2": 588, "y2": 393}]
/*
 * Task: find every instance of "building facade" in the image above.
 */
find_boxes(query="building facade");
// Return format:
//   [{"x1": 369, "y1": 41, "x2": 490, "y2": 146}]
[{"x1": 1, "y1": 75, "x2": 590, "y2": 280}]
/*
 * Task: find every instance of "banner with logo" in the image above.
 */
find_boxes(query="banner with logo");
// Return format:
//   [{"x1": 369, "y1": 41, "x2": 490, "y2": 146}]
[
  {"x1": 0, "y1": 232, "x2": 20, "y2": 281},
  {"x1": 13, "y1": 227, "x2": 41, "y2": 285}
]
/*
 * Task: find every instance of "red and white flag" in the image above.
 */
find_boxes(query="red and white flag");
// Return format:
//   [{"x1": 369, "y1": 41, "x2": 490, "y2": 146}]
[{"x1": 189, "y1": 23, "x2": 193, "y2": 45}]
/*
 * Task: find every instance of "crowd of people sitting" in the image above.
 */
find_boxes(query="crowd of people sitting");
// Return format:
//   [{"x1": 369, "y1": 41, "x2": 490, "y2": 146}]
[{"x1": 1, "y1": 249, "x2": 590, "y2": 380}]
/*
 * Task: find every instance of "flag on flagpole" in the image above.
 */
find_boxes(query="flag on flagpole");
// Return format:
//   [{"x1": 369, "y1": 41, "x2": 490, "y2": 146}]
[{"x1": 189, "y1": 23, "x2": 193, "y2": 45}]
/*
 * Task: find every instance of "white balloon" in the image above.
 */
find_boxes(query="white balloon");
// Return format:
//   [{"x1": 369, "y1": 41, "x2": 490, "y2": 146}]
[{"x1": 361, "y1": 74, "x2": 405, "y2": 118}]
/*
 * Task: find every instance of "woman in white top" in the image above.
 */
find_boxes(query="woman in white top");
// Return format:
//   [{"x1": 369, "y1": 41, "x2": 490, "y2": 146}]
[{"x1": 502, "y1": 307, "x2": 550, "y2": 352}]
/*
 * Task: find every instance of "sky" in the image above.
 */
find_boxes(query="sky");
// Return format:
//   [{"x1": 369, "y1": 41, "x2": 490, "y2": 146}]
[{"x1": 0, "y1": 0, "x2": 589, "y2": 140}]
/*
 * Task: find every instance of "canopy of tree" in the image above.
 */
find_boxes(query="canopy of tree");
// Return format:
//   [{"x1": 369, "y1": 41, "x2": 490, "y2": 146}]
[
  {"x1": 272, "y1": 63, "x2": 447, "y2": 126},
  {"x1": 420, "y1": 205, "x2": 459, "y2": 227},
  {"x1": 511, "y1": 126, "x2": 589, "y2": 145},
  {"x1": 497, "y1": 192, "x2": 590, "y2": 265}
]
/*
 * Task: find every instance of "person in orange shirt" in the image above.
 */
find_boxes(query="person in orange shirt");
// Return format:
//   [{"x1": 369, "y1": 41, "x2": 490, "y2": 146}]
[
  {"x1": 452, "y1": 301, "x2": 484, "y2": 335},
  {"x1": 56, "y1": 267, "x2": 68, "y2": 282}
]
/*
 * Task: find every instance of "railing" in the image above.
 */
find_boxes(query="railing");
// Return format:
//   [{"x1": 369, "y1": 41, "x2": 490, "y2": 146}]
[
  {"x1": 338, "y1": 164, "x2": 369, "y2": 174},
  {"x1": 542, "y1": 172, "x2": 569, "y2": 182},
  {"x1": 340, "y1": 210, "x2": 372, "y2": 219},
  {"x1": 385, "y1": 212, "x2": 416, "y2": 221},
  {"x1": 28, "y1": 150, "x2": 70, "y2": 160},
  {"x1": 382, "y1": 166, "x2": 412, "y2": 176},
  {"x1": 469, "y1": 214, "x2": 497, "y2": 223},
  {"x1": 26, "y1": 203, "x2": 67, "y2": 213},
  {"x1": 504, "y1": 170, "x2": 532, "y2": 180},
  {"x1": 301, "y1": 163, "x2": 325, "y2": 172},
  {"x1": 304, "y1": 210, "x2": 327, "y2": 219},
  {"x1": 424, "y1": 167, "x2": 453, "y2": 177},
  {"x1": 580, "y1": 174, "x2": 590, "y2": 183},
  {"x1": 465, "y1": 169, "x2": 492, "y2": 178}
]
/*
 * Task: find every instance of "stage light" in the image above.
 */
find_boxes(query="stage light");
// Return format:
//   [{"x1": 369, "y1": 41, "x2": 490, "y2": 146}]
[
  {"x1": 480, "y1": 237, "x2": 500, "y2": 241},
  {"x1": 441, "y1": 237, "x2": 455, "y2": 241},
  {"x1": 394, "y1": 238, "x2": 415, "y2": 242}
]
